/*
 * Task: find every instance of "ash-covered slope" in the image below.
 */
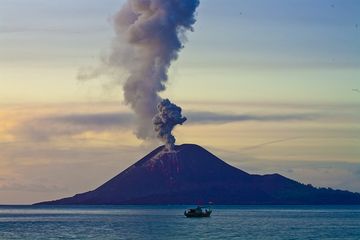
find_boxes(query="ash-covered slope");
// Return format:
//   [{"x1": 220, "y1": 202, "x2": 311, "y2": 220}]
[{"x1": 37, "y1": 144, "x2": 360, "y2": 205}]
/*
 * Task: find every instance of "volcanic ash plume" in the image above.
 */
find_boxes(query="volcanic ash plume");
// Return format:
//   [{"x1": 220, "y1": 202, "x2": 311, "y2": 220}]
[
  {"x1": 153, "y1": 99, "x2": 187, "y2": 150},
  {"x1": 109, "y1": 0, "x2": 200, "y2": 140}
]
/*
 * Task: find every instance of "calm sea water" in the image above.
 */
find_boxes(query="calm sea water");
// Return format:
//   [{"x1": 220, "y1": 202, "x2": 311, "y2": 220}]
[{"x1": 0, "y1": 205, "x2": 359, "y2": 240}]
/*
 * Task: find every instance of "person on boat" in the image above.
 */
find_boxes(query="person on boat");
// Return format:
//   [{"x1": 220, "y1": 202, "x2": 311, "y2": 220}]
[{"x1": 195, "y1": 206, "x2": 203, "y2": 213}]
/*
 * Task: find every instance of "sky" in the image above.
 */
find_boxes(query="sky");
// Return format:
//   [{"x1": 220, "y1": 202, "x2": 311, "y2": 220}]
[{"x1": 0, "y1": 0, "x2": 359, "y2": 204}]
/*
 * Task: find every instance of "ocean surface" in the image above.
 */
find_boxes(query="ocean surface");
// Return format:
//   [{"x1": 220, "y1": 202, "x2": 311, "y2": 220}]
[{"x1": 0, "y1": 205, "x2": 359, "y2": 240}]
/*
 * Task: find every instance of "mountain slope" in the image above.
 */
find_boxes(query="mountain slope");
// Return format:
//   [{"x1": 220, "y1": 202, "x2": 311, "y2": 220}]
[{"x1": 37, "y1": 144, "x2": 360, "y2": 205}]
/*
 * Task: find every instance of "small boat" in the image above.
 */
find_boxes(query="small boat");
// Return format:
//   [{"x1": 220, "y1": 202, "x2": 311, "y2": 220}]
[{"x1": 184, "y1": 206, "x2": 212, "y2": 218}]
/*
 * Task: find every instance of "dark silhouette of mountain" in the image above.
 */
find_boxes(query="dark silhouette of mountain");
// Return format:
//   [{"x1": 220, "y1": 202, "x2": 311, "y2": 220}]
[{"x1": 36, "y1": 144, "x2": 360, "y2": 205}]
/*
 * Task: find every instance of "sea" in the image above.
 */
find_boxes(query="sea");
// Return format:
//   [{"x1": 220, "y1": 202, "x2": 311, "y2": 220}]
[{"x1": 0, "y1": 205, "x2": 359, "y2": 240}]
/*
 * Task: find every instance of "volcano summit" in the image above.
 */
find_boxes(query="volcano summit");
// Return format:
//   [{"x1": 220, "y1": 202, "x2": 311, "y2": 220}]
[{"x1": 37, "y1": 144, "x2": 360, "y2": 205}]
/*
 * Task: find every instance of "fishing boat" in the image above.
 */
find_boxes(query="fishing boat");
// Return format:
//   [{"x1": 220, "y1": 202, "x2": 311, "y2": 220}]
[{"x1": 184, "y1": 206, "x2": 212, "y2": 218}]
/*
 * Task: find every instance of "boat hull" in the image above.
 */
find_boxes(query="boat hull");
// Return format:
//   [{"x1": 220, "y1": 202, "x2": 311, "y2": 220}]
[{"x1": 184, "y1": 211, "x2": 212, "y2": 218}]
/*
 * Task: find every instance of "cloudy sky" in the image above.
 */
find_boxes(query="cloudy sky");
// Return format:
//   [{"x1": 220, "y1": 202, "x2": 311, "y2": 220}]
[{"x1": 0, "y1": 0, "x2": 359, "y2": 204}]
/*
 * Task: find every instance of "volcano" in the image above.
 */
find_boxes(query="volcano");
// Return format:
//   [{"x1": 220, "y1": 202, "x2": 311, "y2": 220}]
[{"x1": 37, "y1": 144, "x2": 360, "y2": 205}]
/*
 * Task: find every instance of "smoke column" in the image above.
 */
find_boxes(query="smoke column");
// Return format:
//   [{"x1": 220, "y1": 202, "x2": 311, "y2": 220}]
[{"x1": 108, "y1": 0, "x2": 199, "y2": 147}]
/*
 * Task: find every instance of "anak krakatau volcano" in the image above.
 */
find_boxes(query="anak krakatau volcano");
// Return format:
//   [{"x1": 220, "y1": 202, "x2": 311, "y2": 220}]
[{"x1": 37, "y1": 144, "x2": 360, "y2": 205}]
